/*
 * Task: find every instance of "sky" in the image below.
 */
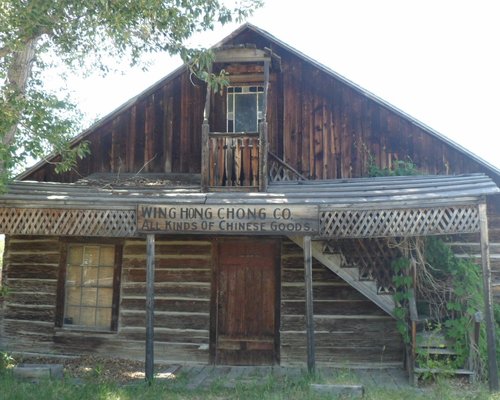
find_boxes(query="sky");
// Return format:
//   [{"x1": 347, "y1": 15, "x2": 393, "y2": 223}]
[{"x1": 65, "y1": 0, "x2": 500, "y2": 169}]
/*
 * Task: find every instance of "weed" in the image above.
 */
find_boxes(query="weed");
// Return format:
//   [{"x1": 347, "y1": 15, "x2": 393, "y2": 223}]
[{"x1": 0, "y1": 351, "x2": 14, "y2": 375}]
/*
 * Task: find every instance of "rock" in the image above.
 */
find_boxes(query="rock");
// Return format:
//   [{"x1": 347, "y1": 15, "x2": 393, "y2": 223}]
[
  {"x1": 13, "y1": 364, "x2": 64, "y2": 381},
  {"x1": 311, "y1": 383, "x2": 364, "y2": 398}
]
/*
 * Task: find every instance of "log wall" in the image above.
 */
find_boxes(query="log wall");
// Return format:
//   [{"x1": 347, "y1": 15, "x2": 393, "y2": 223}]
[
  {"x1": 117, "y1": 237, "x2": 212, "y2": 363},
  {"x1": 1, "y1": 236, "x2": 59, "y2": 352},
  {"x1": 1, "y1": 234, "x2": 405, "y2": 366},
  {"x1": 0, "y1": 235, "x2": 212, "y2": 363},
  {"x1": 280, "y1": 239, "x2": 404, "y2": 366}
]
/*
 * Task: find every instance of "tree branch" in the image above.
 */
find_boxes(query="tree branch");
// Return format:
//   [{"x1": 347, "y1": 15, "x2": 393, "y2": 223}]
[{"x1": 0, "y1": 45, "x2": 10, "y2": 59}]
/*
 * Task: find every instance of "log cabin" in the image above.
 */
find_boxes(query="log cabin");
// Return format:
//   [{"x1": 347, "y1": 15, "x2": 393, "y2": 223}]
[{"x1": 0, "y1": 24, "x2": 499, "y2": 384}]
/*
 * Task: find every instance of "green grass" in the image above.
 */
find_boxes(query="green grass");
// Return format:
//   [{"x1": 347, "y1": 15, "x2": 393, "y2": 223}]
[{"x1": 1, "y1": 368, "x2": 499, "y2": 400}]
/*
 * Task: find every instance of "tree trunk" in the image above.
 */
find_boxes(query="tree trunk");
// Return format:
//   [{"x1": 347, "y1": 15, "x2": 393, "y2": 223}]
[{"x1": 1, "y1": 36, "x2": 39, "y2": 175}]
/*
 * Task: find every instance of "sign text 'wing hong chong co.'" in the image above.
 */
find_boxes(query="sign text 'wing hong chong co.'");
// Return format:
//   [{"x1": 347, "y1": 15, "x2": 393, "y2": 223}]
[{"x1": 137, "y1": 204, "x2": 319, "y2": 235}]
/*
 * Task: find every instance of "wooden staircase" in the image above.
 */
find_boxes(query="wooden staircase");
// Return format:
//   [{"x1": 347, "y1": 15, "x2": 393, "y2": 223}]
[
  {"x1": 289, "y1": 236, "x2": 396, "y2": 317},
  {"x1": 407, "y1": 292, "x2": 479, "y2": 385}
]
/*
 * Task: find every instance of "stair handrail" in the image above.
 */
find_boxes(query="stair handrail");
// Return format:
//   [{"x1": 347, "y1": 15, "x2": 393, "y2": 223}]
[{"x1": 268, "y1": 151, "x2": 308, "y2": 182}]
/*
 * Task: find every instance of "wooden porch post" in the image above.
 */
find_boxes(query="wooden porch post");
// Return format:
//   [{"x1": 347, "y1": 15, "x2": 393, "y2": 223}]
[
  {"x1": 201, "y1": 64, "x2": 212, "y2": 191},
  {"x1": 478, "y1": 203, "x2": 499, "y2": 391},
  {"x1": 145, "y1": 234, "x2": 155, "y2": 383},
  {"x1": 259, "y1": 59, "x2": 270, "y2": 192},
  {"x1": 304, "y1": 235, "x2": 316, "y2": 373}
]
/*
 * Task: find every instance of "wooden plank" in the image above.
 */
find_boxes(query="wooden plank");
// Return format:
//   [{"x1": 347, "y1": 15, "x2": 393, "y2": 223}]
[
  {"x1": 119, "y1": 327, "x2": 209, "y2": 343},
  {"x1": 164, "y1": 92, "x2": 173, "y2": 172},
  {"x1": 125, "y1": 268, "x2": 211, "y2": 283},
  {"x1": 479, "y1": 203, "x2": 500, "y2": 391},
  {"x1": 127, "y1": 105, "x2": 137, "y2": 171},
  {"x1": 121, "y1": 282, "x2": 210, "y2": 299},
  {"x1": 201, "y1": 123, "x2": 209, "y2": 190},
  {"x1": 121, "y1": 311, "x2": 209, "y2": 330},
  {"x1": 303, "y1": 236, "x2": 315, "y2": 372},
  {"x1": 121, "y1": 298, "x2": 209, "y2": 313},
  {"x1": 144, "y1": 96, "x2": 154, "y2": 172}
]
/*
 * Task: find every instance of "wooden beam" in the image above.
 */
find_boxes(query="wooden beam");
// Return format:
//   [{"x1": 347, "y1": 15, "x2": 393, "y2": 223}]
[
  {"x1": 201, "y1": 123, "x2": 209, "y2": 191},
  {"x1": 201, "y1": 63, "x2": 212, "y2": 192},
  {"x1": 145, "y1": 234, "x2": 155, "y2": 383},
  {"x1": 304, "y1": 235, "x2": 316, "y2": 373},
  {"x1": 259, "y1": 59, "x2": 270, "y2": 192},
  {"x1": 478, "y1": 202, "x2": 499, "y2": 392}
]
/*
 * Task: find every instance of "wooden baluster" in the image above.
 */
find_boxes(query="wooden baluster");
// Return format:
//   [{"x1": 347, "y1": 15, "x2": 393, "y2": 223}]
[
  {"x1": 251, "y1": 138, "x2": 259, "y2": 187},
  {"x1": 243, "y1": 138, "x2": 251, "y2": 187},
  {"x1": 234, "y1": 138, "x2": 242, "y2": 186},
  {"x1": 226, "y1": 138, "x2": 234, "y2": 186},
  {"x1": 215, "y1": 138, "x2": 226, "y2": 186},
  {"x1": 208, "y1": 137, "x2": 215, "y2": 187}
]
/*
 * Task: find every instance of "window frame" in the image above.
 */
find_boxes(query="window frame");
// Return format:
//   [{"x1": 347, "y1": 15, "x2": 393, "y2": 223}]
[
  {"x1": 55, "y1": 239, "x2": 123, "y2": 332},
  {"x1": 226, "y1": 85, "x2": 264, "y2": 133}
]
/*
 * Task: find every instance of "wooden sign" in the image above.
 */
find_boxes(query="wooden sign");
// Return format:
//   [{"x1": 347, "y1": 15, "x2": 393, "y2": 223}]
[{"x1": 137, "y1": 204, "x2": 319, "y2": 235}]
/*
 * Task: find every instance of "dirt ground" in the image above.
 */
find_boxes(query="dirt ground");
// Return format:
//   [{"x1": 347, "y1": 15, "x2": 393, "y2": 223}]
[{"x1": 15, "y1": 354, "x2": 167, "y2": 384}]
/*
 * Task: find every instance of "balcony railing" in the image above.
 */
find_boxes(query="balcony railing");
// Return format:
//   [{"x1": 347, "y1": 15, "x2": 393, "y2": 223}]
[
  {"x1": 207, "y1": 132, "x2": 260, "y2": 188},
  {"x1": 202, "y1": 122, "x2": 267, "y2": 191}
]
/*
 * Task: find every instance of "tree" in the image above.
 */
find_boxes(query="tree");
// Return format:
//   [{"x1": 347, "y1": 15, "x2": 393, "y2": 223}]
[{"x1": 0, "y1": 0, "x2": 262, "y2": 184}]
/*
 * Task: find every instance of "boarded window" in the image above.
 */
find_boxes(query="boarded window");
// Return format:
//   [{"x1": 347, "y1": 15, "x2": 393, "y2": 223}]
[
  {"x1": 63, "y1": 244, "x2": 117, "y2": 331},
  {"x1": 227, "y1": 86, "x2": 264, "y2": 133}
]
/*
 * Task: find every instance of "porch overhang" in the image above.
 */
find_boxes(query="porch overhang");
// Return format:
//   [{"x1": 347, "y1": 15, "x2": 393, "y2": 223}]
[{"x1": 0, "y1": 173, "x2": 497, "y2": 238}]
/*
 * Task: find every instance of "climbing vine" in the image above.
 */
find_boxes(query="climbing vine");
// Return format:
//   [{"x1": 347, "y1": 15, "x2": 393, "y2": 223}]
[
  {"x1": 390, "y1": 237, "x2": 499, "y2": 379},
  {"x1": 364, "y1": 150, "x2": 499, "y2": 380}
]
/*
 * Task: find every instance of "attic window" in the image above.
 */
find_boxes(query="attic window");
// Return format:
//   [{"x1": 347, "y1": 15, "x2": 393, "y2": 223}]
[{"x1": 227, "y1": 86, "x2": 264, "y2": 133}]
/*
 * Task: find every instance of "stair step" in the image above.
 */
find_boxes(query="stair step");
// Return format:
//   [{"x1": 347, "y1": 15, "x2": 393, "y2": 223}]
[
  {"x1": 414, "y1": 367, "x2": 474, "y2": 376},
  {"x1": 416, "y1": 347, "x2": 457, "y2": 356},
  {"x1": 416, "y1": 332, "x2": 452, "y2": 348}
]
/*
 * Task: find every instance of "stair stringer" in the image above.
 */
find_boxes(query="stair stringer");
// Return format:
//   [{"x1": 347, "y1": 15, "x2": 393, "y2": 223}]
[{"x1": 289, "y1": 236, "x2": 396, "y2": 318}]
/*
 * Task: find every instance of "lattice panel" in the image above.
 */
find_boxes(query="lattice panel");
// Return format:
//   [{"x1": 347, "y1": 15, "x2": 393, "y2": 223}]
[
  {"x1": 325, "y1": 238, "x2": 402, "y2": 294},
  {"x1": 268, "y1": 153, "x2": 307, "y2": 182},
  {"x1": 0, "y1": 208, "x2": 136, "y2": 237},
  {"x1": 320, "y1": 206, "x2": 480, "y2": 238},
  {"x1": 269, "y1": 160, "x2": 306, "y2": 182}
]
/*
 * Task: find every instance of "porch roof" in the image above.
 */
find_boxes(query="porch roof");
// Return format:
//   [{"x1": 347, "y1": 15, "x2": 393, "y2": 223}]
[
  {"x1": 0, "y1": 173, "x2": 496, "y2": 209},
  {"x1": 0, "y1": 173, "x2": 497, "y2": 238}
]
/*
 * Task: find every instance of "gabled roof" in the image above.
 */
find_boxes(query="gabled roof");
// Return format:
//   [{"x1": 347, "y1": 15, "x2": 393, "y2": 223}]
[{"x1": 17, "y1": 23, "x2": 500, "y2": 181}]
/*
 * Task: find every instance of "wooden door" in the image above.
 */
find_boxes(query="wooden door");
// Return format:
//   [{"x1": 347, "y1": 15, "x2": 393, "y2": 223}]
[{"x1": 215, "y1": 239, "x2": 279, "y2": 365}]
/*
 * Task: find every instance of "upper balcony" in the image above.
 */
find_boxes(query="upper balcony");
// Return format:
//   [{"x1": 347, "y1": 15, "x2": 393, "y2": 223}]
[{"x1": 201, "y1": 46, "x2": 277, "y2": 192}]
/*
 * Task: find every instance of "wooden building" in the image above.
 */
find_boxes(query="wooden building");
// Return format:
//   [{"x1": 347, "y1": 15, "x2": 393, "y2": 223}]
[{"x1": 0, "y1": 24, "x2": 499, "y2": 382}]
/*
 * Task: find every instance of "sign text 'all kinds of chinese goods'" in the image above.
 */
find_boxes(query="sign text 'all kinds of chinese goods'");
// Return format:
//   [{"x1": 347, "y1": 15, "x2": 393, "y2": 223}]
[{"x1": 137, "y1": 204, "x2": 318, "y2": 235}]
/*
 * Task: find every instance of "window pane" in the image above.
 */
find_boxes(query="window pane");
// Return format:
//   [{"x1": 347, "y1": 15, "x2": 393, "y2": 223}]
[
  {"x1": 82, "y1": 266, "x2": 98, "y2": 286},
  {"x1": 98, "y1": 288, "x2": 113, "y2": 307},
  {"x1": 81, "y1": 288, "x2": 97, "y2": 306},
  {"x1": 99, "y1": 267, "x2": 114, "y2": 287},
  {"x1": 65, "y1": 306, "x2": 79, "y2": 325},
  {"x1": 66, "y1": 287, "x2": 81, "y2": 306},
  {"x1": 83, "y1": 246, "x2": 100, "y2": 266},
  {"x1": 80, "y1": 307, "x2": 96, "y2": 326},
  {"x1": 227, "y1": 93, "x2": 234, "y2": 113},
  {"x1": 99, "y1": 246, "x2": 115, "y2": 266},
  {"x1": 68, "y1": 246, "x2": 83, "y2": 265},
  {"x1": 235, "y1": 93, "x2": 257, "y2": 132},
  {"x1": 96, "y1": 308, "x2": 111, "y2": 330},
  {"x1": 66, "y1": 265, "x2": 81, "y2": 286}
]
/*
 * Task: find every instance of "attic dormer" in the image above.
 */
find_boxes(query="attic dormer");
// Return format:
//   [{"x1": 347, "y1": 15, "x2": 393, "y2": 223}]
[{"x1": 201, "y1": 45, "x2": 281, "y2": 192}]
